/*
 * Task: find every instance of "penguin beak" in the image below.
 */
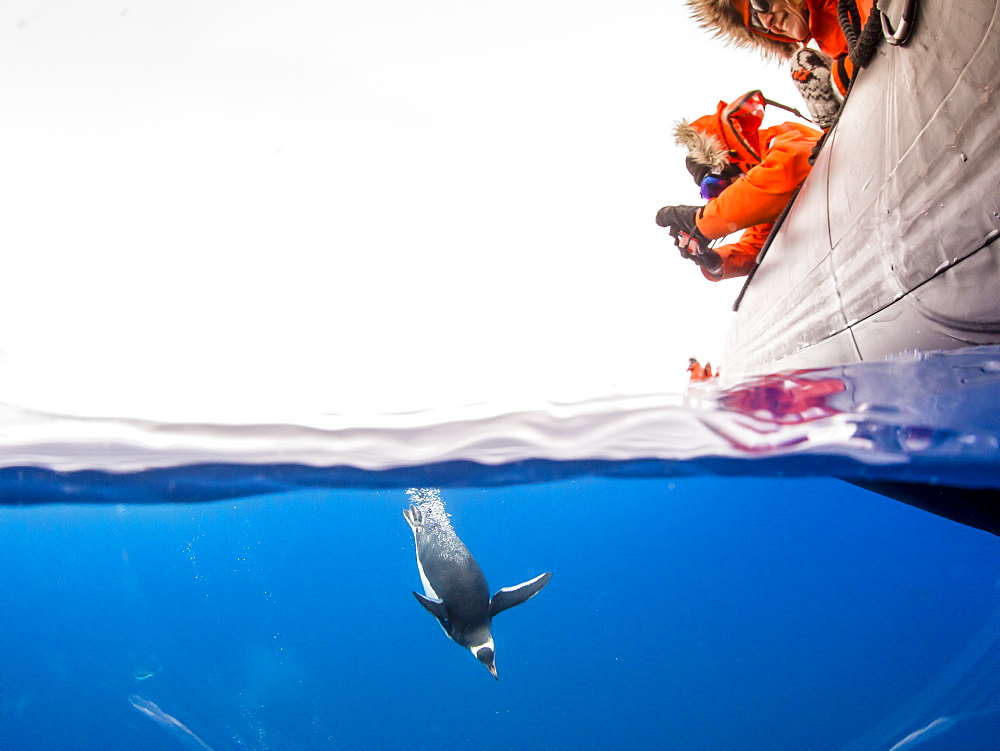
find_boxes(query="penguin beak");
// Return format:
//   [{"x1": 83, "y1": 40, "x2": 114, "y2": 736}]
[{"x1": 475, "y1": 646, "x2": 498, "y2": 680}]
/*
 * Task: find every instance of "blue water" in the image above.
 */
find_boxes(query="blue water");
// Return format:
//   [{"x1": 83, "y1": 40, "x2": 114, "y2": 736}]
[{"x1": 1, "y1": 349, "x2": 999, "y2": 750}]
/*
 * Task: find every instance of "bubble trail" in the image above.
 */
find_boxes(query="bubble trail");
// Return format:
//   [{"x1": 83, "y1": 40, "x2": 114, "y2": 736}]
[{"x1": 128, "y1": 695, "x2": 216, "y2": 751}]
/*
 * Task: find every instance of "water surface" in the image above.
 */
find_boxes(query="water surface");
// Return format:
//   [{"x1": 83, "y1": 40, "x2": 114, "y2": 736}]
[{"x1": 1, "y1": 347, "x2": 998, "y2": 750}]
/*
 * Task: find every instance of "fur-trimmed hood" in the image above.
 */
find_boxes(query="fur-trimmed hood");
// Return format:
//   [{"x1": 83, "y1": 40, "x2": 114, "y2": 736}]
[
  {"x1": 685, "y1": 0, "x2": 798, "y2": 59},
  {"x1": 672, "y1": 91, "x2": 769, "y2": 180},
  {"x1": 674, "y1": 119, "x2": 730, "y2": 174}
]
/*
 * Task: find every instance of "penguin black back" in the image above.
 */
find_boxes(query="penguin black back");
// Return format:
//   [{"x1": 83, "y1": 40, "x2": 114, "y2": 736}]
[
  {"x1": 403, "y1": 488, "x2": 551, "y2": 679},
  {"x1": 403, "y1": 500, "x2": 490, "y2": 636}
]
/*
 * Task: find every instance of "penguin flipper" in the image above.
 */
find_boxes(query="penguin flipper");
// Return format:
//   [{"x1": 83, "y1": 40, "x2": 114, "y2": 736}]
[
  {"x1": 489, "y1": 572, "x2": 552, "y2": 617},
  {"x1": 412, "y1": 591, "x2": 448, "y2": 621}
]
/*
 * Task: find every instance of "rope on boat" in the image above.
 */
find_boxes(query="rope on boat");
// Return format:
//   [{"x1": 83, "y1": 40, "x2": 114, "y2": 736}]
[{"x1": 838, "y1": 0, "x2": 887, "y2": 69}]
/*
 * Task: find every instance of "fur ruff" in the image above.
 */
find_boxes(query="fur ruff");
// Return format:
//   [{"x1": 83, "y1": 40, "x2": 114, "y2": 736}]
[
  {"x1": 685, "y1": 0, "x2": 797, "y2": 60},
  {"x1": 673, "y1": 120, "x2": 730, "y2": 172}
]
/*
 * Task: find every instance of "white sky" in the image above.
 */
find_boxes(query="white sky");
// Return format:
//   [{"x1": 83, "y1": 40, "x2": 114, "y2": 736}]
[{"x1": 0, "y1": 1, "x2": 803, "y2": 421}]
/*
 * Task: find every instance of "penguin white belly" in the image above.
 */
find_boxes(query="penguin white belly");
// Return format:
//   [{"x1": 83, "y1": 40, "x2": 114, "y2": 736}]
[
  {"x1": 410, "y1": 536, "x2": 452, "y2": 637},
  {"x1": 413, "y1": 541, "x2": 439, "y2": 600}
]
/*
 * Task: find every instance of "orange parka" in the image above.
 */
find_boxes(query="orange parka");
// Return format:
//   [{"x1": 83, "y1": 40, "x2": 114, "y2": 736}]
[{"x1": 680, "y1": 92, "x2": 822, "y2": 281}]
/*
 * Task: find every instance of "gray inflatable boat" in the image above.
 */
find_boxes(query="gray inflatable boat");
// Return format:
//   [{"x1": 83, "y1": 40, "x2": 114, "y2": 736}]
[{"x1": 723, "y1": 0, "x2": 1000, "y2": 380}]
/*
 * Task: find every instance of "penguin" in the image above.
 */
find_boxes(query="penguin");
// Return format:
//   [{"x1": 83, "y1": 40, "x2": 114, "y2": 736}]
[{"x1": 403, "y1": 493, "x2": 551, "y2": 680}]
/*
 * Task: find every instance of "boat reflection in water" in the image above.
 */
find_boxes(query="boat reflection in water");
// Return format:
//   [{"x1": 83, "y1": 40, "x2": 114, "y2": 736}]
[{"x1": 704, "y1": 351, "x2": 1000, "y2": 536}]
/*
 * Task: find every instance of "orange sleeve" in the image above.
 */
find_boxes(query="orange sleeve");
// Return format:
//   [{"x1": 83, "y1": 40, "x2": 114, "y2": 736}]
[
  {"x1": 695, "y1": 124, "x2": 821, "y2": 240},
  {"x1": 833, "y1": 53, "x2": 852, "y2": 95},
  {"x1": 814, "y1": 0, "x2": 871, "y2": 93},
  {"x1": 834, "y1": 0, "x2": 873, "y2": 92},
  {"x1": 700, "y1": 223, "x2": 773, "y2": 282},
  {"x1": 859, "y1": 0, "x2": 873, "y2": 24},
  {"x1": 807, "y1": 0, "x2": 870, "y2": 57}
]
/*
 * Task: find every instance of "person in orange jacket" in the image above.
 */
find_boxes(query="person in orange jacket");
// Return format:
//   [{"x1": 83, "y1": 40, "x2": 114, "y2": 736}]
[
  {"x1": 655, "y1": 90, "x2": 823, "y2": 281},
  {"x1": 686, "y1": 0, "x2": 876, "y2": 127},
  {"x1": 687, "y1": 358, "x2": 714, "y2": 382}
]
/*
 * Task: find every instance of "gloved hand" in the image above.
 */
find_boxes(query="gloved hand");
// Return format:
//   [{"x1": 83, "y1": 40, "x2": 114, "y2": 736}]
[
  {"x1": 655, "y1": 205, "x2": 721, "y2": 274},
  {"x1": 655, "y1": 205, "x2": 709, "y2": 249},
  {"x1": 655, "y1": 204, "x2": 700, "y2": 232},
  {"x1": 682, "y1": 244, "x2": 723, "y2": 276}
]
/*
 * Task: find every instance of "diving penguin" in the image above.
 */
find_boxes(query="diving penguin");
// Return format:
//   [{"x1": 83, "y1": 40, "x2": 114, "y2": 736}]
[{"x1": 403, "y1": 490, "x2": 551, "y2": 680}]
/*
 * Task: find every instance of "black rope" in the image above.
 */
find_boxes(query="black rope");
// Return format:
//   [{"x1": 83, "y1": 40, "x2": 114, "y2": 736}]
[
  {"x1": 731, "y1": 183, "x2": 804, "y2": 312},
  {"x1": 838, "y1": 0, "x2": 863, "y2": 54},
  {"x1": 806, "y1": 81, "x2": 852, "y2": 166},
  {"x1": 838, "y1": 0, "x2": 884, "y2": 69},
  {"x1": 763, "y1": 97, "x2": 814, "y2": 124}
]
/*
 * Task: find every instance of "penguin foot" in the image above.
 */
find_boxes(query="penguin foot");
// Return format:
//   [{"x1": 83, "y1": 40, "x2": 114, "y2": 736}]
[{"x1": 402, "y1": 503, "x2": 424, "y2": 532}]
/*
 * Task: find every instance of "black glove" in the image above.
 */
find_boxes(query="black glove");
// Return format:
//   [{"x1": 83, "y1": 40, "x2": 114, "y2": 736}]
[
  {"x1": 655, "y1": 205, "x2": 721, "y2": 273},
  {"x1": 685, "y1": 244, "x2": 722, "y2": 273},
  {"x1": 655, "y1": 204, "x2": 699, "y2": 230},
  {"x1": 655, "y1": 205, "x2": 709, "y2": 248}
]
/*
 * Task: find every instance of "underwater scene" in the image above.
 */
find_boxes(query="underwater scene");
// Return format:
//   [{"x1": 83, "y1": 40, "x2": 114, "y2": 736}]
[{"x1": 1, "y1": 346, "x2": 999, "y2": 750}]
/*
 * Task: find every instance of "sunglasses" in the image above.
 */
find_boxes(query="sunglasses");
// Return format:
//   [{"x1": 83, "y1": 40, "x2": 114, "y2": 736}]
[
  {"x1": 748, "y1": 0, "x2": 774, "y2": 31},
  {"x1": 700, "y1": 174, "x2": 731, "y2": 200}
]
